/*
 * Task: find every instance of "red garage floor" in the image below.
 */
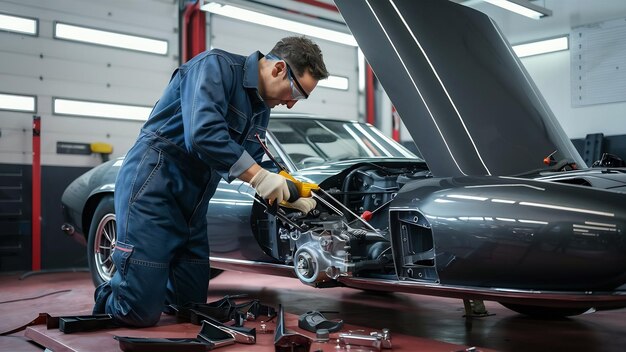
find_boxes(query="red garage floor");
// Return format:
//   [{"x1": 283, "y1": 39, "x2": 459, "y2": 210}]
[{"x1": 0, "y1": 270, "x2": 624, "y2": 351}]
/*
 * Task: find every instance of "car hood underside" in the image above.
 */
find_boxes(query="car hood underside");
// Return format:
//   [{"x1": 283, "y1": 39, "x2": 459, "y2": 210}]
[{"x1": 335, "y1": 0, "x2": 585, "y2": 177}]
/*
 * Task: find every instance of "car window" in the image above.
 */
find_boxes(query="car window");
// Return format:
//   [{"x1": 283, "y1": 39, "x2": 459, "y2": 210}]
[{"x1": 268, "y1": 118, "x2": 417, "y2": 169}]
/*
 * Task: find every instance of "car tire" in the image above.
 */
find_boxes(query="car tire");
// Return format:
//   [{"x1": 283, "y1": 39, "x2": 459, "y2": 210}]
[
  {"x1": 87, "y1": 195, "x2": 224, "y2": 287},
  {"x1": 499, "y1": 302, "x2": 591, "y2": 318},
  {"x1": 87, "y1": 195, "x2": 117, "y2": 287}
]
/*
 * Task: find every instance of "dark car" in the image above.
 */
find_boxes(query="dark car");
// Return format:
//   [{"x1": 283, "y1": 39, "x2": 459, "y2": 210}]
[
  {"x1": 62, "y1": 0, "x2": 626, "y2": 318},
  {"x1": 61, "y1": 114, "x2": 422, "y2": 282}
]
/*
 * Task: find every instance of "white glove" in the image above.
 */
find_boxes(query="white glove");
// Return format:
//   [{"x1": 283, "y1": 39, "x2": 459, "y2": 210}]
[
  {"x1": 283, "y1": 197, "x2": 317, "y2": 214},
  {"x1": 250, "y1": 169, "x2": 290, "y2": 204}
]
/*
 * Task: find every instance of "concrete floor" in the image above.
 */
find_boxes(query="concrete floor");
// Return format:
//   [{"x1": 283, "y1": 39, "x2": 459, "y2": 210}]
[{"x1": 0, "y1": 270, "x2": 624, "y2": 351}]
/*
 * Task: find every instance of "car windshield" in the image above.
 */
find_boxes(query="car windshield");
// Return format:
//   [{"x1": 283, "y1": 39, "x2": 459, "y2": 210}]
[{"x1": 268, "y1": 118, "x2": 419, "y2": 169}]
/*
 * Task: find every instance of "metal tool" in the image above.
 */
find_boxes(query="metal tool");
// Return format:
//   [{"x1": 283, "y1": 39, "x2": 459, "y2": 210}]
[
  {"x1": 247, "y1": 193, "x2": 306, "y2": 232},
  {"x1": 255, "y1": 133, "x2": 381, "y2": 235},
  {"x1": 256, "y1": 133, "x2": 320, "y2": 200},
  {"x1": 313, "y1": 188, "x2": 379, "y2": 233},
  {"x1": 199, "y1": 317, "x2": 256, "y2": 345},
  {"x1": 274, "y1": 304, "x2": 312, "y2": 352},
  {"x1": 339, "y1": 328, "x2": 392, "y2": 351}
]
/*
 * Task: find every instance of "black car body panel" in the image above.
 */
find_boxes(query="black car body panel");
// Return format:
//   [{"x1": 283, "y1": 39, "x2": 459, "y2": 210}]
[
  {"x1": 61, "y1": 158, "x2": 118, "y2": 240},
  {"x1": 390, "y1": 176, "x2": 626, "y2": 291},
  {"x1": 334, "y1": 0, "x2": 584, "y2": 177}
]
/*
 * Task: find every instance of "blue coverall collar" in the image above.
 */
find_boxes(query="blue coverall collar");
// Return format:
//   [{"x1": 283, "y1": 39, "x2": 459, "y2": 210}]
[{"x1": 243, "y1": 51, "x2": 263, "y2": 90}]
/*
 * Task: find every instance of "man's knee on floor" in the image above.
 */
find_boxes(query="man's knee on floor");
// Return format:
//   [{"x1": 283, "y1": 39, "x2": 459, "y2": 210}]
[
  {"x1": 106, "y1": 294, "x2": 163, "y2": 328},
  {"x1": 111, "y1": 304, "x2": 162, "y2": 328}
]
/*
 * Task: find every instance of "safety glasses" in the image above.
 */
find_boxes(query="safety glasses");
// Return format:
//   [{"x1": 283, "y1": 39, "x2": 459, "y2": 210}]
[{"x1": 266, "y1": 54, "x2": 309, "y2": 100}]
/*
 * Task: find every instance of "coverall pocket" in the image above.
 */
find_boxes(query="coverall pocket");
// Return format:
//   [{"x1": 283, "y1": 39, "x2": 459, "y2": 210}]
[
  {"x1": 245, "y1": 125, "x2": 266, "y2": 143},
  {"x1": 243, "y1": 125, "x2": 267, "y2": 162},
  {"x1": 225, "y1": 104, "x2": 247, "y2": 142},
  {"x1": 129, "y1": 146, "x2": 163, "y2": 204},
  {"x1": 112, "y1": 241, "x2": 134, "y2": 276}
]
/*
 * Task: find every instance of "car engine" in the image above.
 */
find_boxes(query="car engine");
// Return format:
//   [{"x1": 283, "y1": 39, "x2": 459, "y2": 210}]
[{"x1": 253, "y1": 162, "x2": 430, "y2": 286}]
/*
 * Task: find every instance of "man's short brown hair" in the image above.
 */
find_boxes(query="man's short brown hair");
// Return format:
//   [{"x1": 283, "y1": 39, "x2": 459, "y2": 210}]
[{"x1": 269, "y1": 36, "x2": 329, "y2": 80}]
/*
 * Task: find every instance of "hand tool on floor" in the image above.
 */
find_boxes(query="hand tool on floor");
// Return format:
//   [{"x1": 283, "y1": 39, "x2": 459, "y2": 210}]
[
  {"x1": 298, "y1": 310, "x2": 344, "y2": 333},
  {"x1": 339, "y1": 328, "x2": 392, "y2": 351}
]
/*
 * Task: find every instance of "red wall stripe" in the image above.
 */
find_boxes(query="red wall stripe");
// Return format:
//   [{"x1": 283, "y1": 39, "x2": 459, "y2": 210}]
[
  {"x1": 32, "y1": 116, "x2": 41, "y2": 271},
  {"x1": 392, "y1": 105, "x2": 401, "y2": 142},
  {"x1": 182, "y1": 1, "x2": 206, "y2": 63},
  {"x1": 366, "y1": 64, "x2": 375, "y2": 125},
  {"x1": 293, "y1": 0, "x2": 339, "y2": 12}
]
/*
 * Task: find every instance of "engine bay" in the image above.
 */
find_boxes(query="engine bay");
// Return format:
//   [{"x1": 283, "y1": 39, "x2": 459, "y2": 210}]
[{"x1": 252, "y1": 161, "x2": 431, "y2": 286}]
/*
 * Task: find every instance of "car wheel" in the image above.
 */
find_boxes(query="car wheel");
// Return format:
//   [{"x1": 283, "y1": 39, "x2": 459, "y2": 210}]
[
  {"x1": 87, "y1": 195, "x2": 117, "y2": 287},
  {"x1": 87, "y1": 195, "x2": 224, "y2": 287},
  {"x1": 499, "y1": 302, "x2": 591, "y2": 318}
]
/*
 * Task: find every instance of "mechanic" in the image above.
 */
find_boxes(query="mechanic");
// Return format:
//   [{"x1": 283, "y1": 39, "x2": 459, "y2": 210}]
[{"x1": 93, "y1": 36, "x2": 328, "y2": 327}]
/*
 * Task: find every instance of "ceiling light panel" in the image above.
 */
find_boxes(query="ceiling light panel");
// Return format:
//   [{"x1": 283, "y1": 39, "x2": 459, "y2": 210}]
[
  {"x1": 53, "y1": 98, "x2": 152, "y2": 121},
  {"x1": 201, "y1": 2, "x2": 357, "y2": 46},
  {"x1": 0, "y1": 13, "x2": 37, "y2": 35},
  {"x1": 0, "y1": 93, "x2": 36, "y2": 112},
  {"x1": 513, "y1": 36, "x2": 568, "y2": 58},
  {"x1": 483, "y1": 0, "x2": 552, "y2": 20},
  {"x1": 54, "y1": 22, "x2": 168, "y2": 55}
]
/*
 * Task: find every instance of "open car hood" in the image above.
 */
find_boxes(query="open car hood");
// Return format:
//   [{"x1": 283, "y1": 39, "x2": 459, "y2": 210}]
[{"x1": 335, "y1": 0, "x2": 585, "y2": 177}]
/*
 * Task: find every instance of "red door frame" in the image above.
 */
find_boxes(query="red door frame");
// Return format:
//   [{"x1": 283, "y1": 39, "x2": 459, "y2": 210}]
[
  {"x1": 181, "y1": 1, "x2": 206, "y2": 63},
  {"x1": 32, "y1": 116, "x2": 41, "y2": 271}
]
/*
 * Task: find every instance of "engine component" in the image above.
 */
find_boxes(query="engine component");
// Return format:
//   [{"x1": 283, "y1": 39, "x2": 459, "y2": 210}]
[
  {"x1": 389, "y1": 209, "x2": 438, "y2": 283},
  {"x1": 313, "y1": 188, "x2": 379, "y2": 233},
  {"x1": 293, "y1": 219, "x2": 353, "y2": 285},
  {"x1": 256, "y1": 163, "x2": 430, "y2": 284}
]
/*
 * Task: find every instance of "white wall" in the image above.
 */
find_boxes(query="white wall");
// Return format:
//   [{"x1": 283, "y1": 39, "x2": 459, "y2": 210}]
[
  {"x1": 0, "y1": 0, "x2": 178, "y2": 167},
  {"x1": 208, "y1": 14, "x2": 359, "y2": 120},
  {"x1": 0, "y1": 0, "x2": 361, "y2": 169},
  {"x1": 475, "y1": 0, "x2": 626, "y2": 139},
  {"x1": 520, "y1": 47, "x2": 626, "y2": 139}
]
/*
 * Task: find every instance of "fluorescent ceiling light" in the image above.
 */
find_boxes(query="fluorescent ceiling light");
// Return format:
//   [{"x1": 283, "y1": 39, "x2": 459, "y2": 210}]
[
  {"x1": 53, "y1": 98, "x2": 152, "y2": 121},
  {"x1": 201, "y1": 2, "x2": 357, "y2": 46},
  {"x1": 0, "y1": 93, "x2": 36, "y2": 112},
  {"x1": 54, "y1": 22, "x2": 168, "y2": 55},
  {"x1": 357, "y1": 49, "x2": 365, "y2": 92},
  {"x1": 0, "y1": 13, "x2": 37, "y2": 35},
  {"x1": 318, "y1": 75, "x2": 349, "y2": 90},
  {"x1": 513, "y1": 36, "x2": 568, "y2": 58},
  {"x1": 483, "y1": 0, "x2": 552, "y2": 20}
]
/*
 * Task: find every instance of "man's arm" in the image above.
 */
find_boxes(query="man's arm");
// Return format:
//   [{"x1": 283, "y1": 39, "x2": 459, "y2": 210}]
[
  {"x1": 179, "y1": 53, "x2": 254, "y2": 182},
  {"x1": 242, "y1": 163, "x2": 316, "y2": 213},
  {"x1": 238, "y1": 163, "x2": 262, "y2": 183}
]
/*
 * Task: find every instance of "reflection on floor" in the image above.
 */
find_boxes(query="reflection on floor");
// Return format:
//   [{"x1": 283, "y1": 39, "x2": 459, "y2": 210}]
[{"x1": 1, "y1": 270, "x2": 624, "y2": 351}]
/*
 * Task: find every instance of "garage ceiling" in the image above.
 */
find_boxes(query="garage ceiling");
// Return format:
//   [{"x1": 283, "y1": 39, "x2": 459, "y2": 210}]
[
  {"x1": 454, "y1": 0, "x2": 626, "y2": 44},
  {"x1": 228, "y1": 0, "x2": 626, "y2": 46},
  {"x1": 212, "y1": 0, "x2": 348, "y2": 33}
]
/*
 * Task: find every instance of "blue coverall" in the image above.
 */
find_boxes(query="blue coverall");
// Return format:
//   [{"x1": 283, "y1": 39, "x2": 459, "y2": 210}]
[{"x1": 93, "y1": 49, "x2": 270, "y2": 327}]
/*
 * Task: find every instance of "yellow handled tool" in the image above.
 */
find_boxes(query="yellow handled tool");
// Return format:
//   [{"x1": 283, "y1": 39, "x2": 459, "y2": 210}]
[
  {"x1": 279, "y1": 170, "x2": 319, "y2": 199},
  {"x1": 254, "y1": 132, "x2": 319, "y2": 201}
]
